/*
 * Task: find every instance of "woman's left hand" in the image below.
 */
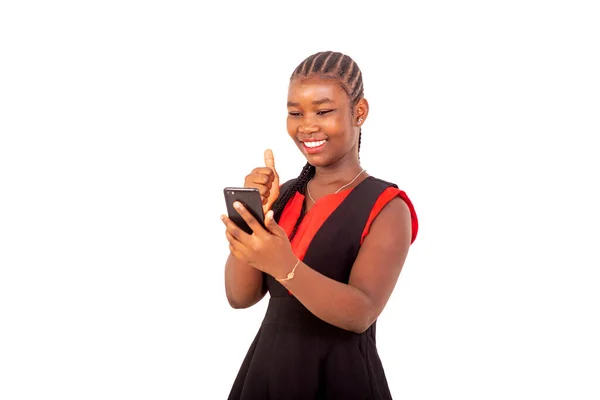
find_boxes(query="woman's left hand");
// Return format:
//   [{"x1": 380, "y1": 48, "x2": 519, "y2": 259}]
[{"x1": 221, "y1": 202, "x2": 298, "y2": 278}]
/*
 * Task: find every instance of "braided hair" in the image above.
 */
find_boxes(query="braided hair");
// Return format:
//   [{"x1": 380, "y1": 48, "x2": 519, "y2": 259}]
[{"x1": 272, "y1": 51, "x2": 365, "y2": 240}]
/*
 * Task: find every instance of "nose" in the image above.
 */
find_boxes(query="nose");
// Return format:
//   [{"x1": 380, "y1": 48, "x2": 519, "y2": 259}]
[{"x1": 298, "y1": 118, "x2": 319, "y2": 135}]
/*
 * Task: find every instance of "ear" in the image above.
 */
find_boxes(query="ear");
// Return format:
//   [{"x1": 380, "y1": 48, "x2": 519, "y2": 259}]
[{"x1": 355, "y1": 97, "x2": 369, "y2": 127}]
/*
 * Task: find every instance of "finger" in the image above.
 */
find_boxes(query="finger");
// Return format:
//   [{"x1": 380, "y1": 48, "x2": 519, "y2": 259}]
[
  {"x1": 247, "y1": 171, "x2": 274, "y2": 196},
  {"x1": 264, "y1": 186, "x2": 278, "y2": 211},
  {"x1": 265, "y1": 150, "x2": 280, "y2": 185},
  {"x1": 245, "y1": 169, "x2": 274, "y2": 191},
  {"x1": 264, "y1": 192, "x2": 278, "y2": 212},
  {"x1": 224, "y1": 228, "x2": 240, "y2": 257},
  {"x1": 225, "y1": 230, "x2": 235, "y2": 246},
  {"x1": 225, "y1": 231, "x2": 244, "y2": 254},
  {"x1": 264, "y1": 210, "x2": 286, "y2": 238},
  {"x1": 228, "y1": 242, "x2": 242, "y2": 260},
  {"x1": 264, "y1": 149, "x2": 276, "y2": 172},
  {"x1": 221, "y1": 214, "x2": 250, "y2": 243},
  {"x1": 254, "y1": 185, "x2": 270, "y2": 197},
  {"x1": 233, "y1": 202, "x2": 265, "y2": 235},
  {"x1": 250, "y1": 168, "x2": 274, "y2": 182},
  {"x1": 263, "y1": 150, "x2": 279, "y2": 212}
]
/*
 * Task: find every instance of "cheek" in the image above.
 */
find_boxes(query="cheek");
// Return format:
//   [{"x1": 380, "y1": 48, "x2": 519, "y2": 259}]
[
  {"x1": 322, "y1": 118, "x2": 341, "y2": 132},
  {"x1": 286, "y1": 117, "x2": 298, "y2": 137},
  {"x1": 324, "y1": 114, "x2": 350, "y2": 134}
]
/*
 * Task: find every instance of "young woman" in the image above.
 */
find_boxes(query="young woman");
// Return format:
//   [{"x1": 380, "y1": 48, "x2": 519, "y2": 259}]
[{"x1": 221, "y1": 51, "x2": 419, "y2": 399}]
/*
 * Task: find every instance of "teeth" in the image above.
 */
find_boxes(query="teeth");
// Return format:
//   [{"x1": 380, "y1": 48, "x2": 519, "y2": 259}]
[{"x1": 304, "y1": 140, "x2": 327, "y2": 148}]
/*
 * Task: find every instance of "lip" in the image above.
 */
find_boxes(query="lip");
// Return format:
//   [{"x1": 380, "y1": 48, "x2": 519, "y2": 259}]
[{"x1": 301, "y1": 139, "x2": 328, "y2": 154}]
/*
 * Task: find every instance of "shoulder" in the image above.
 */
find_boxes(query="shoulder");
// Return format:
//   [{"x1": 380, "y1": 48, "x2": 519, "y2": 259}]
[{"x1": 360, "y1": 176, "x2": 419, "y2": 244}]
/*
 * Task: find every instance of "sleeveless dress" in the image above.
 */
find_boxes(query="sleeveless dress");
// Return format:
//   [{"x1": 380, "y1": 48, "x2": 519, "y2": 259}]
[{"x1": 228, "y1": 176, "x2": 419, "y2": 400}]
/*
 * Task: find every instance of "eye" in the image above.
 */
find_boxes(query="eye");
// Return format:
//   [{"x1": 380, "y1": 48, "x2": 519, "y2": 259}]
[
  {"x1": 317, "y1": 109, "x2": 333, "y2": 116},
  {"x1": 288, "y1": 111, "x2": 301, "y2": 117}
]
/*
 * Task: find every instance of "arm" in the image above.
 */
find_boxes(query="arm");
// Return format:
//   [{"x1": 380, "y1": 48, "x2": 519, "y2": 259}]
[
  {"x1": 224, "y1": 253, "x2": 267, "y2": 309},
  {"x1": 224, "y1": 149, "x2": 279, "y2": 309},
  {"x1": 277, "y1": 197, "x2": 412, "y2": 333}
]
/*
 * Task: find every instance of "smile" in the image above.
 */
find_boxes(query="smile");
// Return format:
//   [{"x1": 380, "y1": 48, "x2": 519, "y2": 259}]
[
  {"x1": 303, "y1": 140, "x2": 327, "y2": 148},
  {"x1": 302, "y1": 139, "x2": 328, "y2": 154}
]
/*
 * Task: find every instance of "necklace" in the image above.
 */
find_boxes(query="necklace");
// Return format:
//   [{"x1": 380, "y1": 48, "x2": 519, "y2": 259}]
[{"x1": 306, "y1": 169, "x2": 366, "y2": 204}]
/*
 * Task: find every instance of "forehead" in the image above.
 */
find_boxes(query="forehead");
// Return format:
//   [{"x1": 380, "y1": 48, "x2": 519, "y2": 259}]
[{"x1": 287, "y1": 76, "x2": 348, "y2": 104}]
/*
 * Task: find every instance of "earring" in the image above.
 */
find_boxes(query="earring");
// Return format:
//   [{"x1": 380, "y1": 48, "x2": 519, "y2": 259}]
[{"x1": 358, "y1": 118, "x2": 363, "y2": 125}]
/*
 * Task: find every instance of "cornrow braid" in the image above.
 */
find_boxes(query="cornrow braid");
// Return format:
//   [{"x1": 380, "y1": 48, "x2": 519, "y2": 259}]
[
  {"x1": 292, "y1": 51, "x2": 364, "y2": 108},
  {"x1": 358, "y1": 128, "x2": 362, "y2": 156},
  {"x1": 274, "y1": 51, "x2": 365, "y2": 240}
]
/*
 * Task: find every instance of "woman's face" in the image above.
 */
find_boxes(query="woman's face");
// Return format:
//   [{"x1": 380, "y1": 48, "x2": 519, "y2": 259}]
[{"x1": 286, "y1": 76, "x2": 360, "y2": 168}]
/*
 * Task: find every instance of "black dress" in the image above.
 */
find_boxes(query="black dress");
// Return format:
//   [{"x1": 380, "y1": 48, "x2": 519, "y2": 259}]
[{"x1": 228, "y1": 177, "x2": 417, "y2": 399}]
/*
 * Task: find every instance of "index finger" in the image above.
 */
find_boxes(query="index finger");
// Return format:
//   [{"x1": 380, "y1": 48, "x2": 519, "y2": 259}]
[{"x1": 234, "y1": 201, "x2": 266, "y2": 235}]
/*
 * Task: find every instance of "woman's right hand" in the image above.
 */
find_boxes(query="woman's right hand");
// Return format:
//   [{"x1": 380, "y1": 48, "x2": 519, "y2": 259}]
[{"x1": 244, "y1": 149, "x2": 280, "y2": 215}]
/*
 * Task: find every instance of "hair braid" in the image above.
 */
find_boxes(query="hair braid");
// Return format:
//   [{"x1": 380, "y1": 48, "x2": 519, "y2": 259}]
[
  {"x1": 358, "y1": 128, "x2": 362, "y2": 159},
  {"x1": 292, "y1": 51, "x2": 364, "y2": 108},
  {"x1": 272, "y1": 163, "x2": 315, "y2": 234}
]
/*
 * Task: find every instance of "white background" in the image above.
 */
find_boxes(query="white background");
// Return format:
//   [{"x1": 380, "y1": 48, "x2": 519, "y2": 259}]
[{"x1": 1, "y1": 1, "x2": 599, "y2": 399}]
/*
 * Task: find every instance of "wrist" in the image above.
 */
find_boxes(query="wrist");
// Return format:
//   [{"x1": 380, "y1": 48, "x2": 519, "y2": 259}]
[{"x1": 273, "y1": 254, "x2": 301, "y2": 282}]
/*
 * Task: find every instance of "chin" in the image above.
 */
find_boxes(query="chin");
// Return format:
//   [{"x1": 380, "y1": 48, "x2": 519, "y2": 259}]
[{"x1": 303, "y1": 154, "x2": 335, "y2": 168}]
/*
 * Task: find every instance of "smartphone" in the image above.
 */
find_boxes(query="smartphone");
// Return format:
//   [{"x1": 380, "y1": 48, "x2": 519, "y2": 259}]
[{"x1": 223, "y1": 187, "x2": 266, "y2": 234}]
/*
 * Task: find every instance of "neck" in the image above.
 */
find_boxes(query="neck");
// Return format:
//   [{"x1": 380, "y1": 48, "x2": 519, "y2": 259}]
[{"x1": 313, "y1": 159, "x2": 363, "y2": 187}]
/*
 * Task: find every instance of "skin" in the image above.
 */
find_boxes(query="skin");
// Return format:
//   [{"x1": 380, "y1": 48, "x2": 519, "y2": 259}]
[{"x1": 222, "y1": 76, "x2": 412, "y2": 333}]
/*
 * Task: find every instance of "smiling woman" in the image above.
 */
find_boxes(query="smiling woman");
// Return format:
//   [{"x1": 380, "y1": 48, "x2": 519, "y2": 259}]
[{"x1": 221, "y1": 51, "x2": 419, "y2": 400}]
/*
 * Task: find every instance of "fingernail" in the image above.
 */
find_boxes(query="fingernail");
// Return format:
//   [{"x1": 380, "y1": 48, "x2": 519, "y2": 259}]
[
  {"x1": 267, "y1": 210, "x2": 274, "y2": 219},
  {"x1": 233, "y1": 202, "x2": 241, "y2": 209}
]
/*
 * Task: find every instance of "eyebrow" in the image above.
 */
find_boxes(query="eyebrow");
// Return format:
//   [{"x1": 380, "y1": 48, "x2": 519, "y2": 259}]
[{"x1": 287, "y1": 97, "x2": 335, "y2": 107}]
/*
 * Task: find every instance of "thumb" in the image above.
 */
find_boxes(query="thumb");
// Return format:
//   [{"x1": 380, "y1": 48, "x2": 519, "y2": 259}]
[
  {"x1": 265, "y1": 210, "x2": 285, "y2": 237},
  {"x1": 263, "y1": 148, "x2": 280, "y2": 214},
  {"x1": 264, "y1": 149, "x2": 278, "y2": 175}
]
